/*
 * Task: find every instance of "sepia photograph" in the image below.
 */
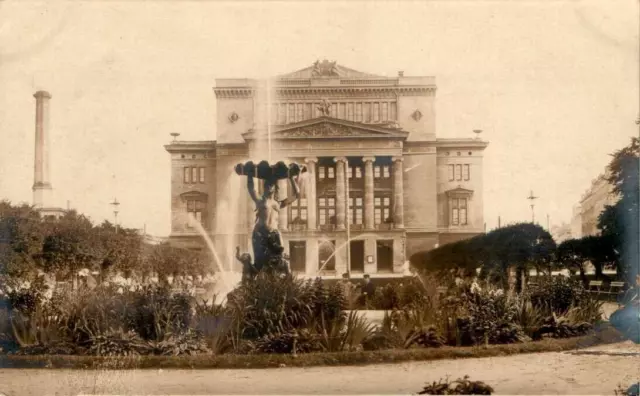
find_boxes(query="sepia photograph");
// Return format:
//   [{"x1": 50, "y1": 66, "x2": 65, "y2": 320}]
[{"x1": 0, "y1": 0, "x2": 638, "y2": 394}]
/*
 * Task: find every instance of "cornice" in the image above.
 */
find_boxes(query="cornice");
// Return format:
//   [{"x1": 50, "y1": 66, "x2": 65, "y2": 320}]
[
  {"x1": 164, "y1": 141, "x2": 216, "y2": 153},
  {"x1": 212, "y1": 86, "x2": 436, "y2": 99},
  {"x1": 434, "y1": 138, "x2": 489, "y2": 150},
  {"x1": 213, "y1": 88, "x2": 255, "y2": 99}
]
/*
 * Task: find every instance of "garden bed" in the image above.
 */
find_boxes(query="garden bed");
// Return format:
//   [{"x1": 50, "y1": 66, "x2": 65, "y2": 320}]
[{"x1": 0, "y1": 326, "x2": 624, "y2": 370}]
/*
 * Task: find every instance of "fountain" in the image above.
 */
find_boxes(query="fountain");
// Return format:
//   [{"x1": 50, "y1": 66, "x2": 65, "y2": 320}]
[{"x1": 234, "y1": 160, "x2": 306, "y2": 280}]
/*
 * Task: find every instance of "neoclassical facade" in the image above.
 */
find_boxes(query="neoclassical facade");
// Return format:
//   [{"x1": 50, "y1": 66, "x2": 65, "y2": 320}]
[{"x1": 165, "y1": 61, "x2": 488, "y2": 278}]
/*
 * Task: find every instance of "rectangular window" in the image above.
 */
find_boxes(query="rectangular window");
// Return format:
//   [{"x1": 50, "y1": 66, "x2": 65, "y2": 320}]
[
  {"x1": 374, "y1": 195, "x2": 392, "y2": 225},
  {"x1": 390, "y1": 102, "x2": 397, "y2": 120},
  {"x1": 383, "y1": 166, "x2": 390, "y2": 178},
  {"x1": 348, "y1": 196, "x2": 364, "y2": 225},
  {"x1": 356, "y1": 103, "x2": 363, "y2": 122},
  {"x1": 364, "y1": 103, "x2": 371, "y2": 122},
  {"x1": 199, "y1": 167, "x2": 205, "y2": 183},
  {"x1": 460, "y1": 198, "x2": 468, "y2": 225},
  {"x1": 184, "y1": 167, "x2": 190, "y2": 183},
  {"x1": 381, "y1": 102, "x2": 388, "y2": 121},
  {"x1": 191, "y1": 168, "x2": 198, "y2": 184},
  {"x1": 319, "y1": 166, "x2": 326, "y2": 179},
  {"x1": 451, "y1": 198, "x2": 468, "y2": 226},
  {"x1": 328, "y1": 167, "x2": 335, "y2": 179},
  {"x1": 448, "y1": 165, "x2": 455, "y2": 181},
  {"x1": 355, "y1": 167, "x2": 362, "y2": 178},
  {"x1": 339, "y1": 103, "x2": 346, "y2": 119},
  {"x1": 290, "y1": 197, "x2": 308, "y2": 223},
  {"x1": 318, "y1": 196, "x2": 336, "y2": 225},
  {"x1": 347, "y1": 103, "x2": 354, "y2": 121},
  {"x1": 463, "y1": 164, "x2": 470, "y2": 181},
  {"x1": 455, "y1": 164, "x2": 462, "y2": 181},
  {"x1": 373, "y1": 102, "x2": 380, "y2": 122},
  {"x1": 186, "y1": 199, "x2": 206, "y2": 227},
  {"x1": 374, "y1": 166, "x2": 381, "y2": 178}
]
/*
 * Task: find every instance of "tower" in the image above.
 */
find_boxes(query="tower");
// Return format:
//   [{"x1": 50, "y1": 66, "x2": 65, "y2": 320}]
[
  {"x1": 33, "y1": 90, "x2": 52, "y2": 208},
  {"x1": 32, "y1": 90, "x2": 66, "y2": 219}
]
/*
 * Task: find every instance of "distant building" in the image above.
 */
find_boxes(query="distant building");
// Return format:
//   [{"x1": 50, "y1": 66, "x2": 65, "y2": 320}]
[
  {"x1": 570, "y1": 204, "x2": 582, "y2": 239},
  {"x1": 165, "y1": 61, "x2": 489, "y2": 277},
  {"x1": 576, "y1": 170, "x2": 619, "y2": 237},
  {"x1": 550, "y1": 223, "x2": 571, "y2": 243}
]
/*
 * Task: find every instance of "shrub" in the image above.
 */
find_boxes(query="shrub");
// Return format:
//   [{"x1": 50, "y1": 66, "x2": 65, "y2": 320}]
[
  {"x1": 528, "y1": 277, "x2": 588, "y2": 315},
  {"x1": 254, "y1": 329, "x2": 324, "y2": 354},
  {"x1": 419, "y1": 376, "x2": 494, "y2": 395},
  {"x1": 87, "y1": 328, "x2": 151, "y2": 356}
]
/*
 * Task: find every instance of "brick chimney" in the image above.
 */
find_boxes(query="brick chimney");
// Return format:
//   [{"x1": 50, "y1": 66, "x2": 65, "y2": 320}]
[{"x1": 33, "y1": 90, "x2": 52, "y2": 209}]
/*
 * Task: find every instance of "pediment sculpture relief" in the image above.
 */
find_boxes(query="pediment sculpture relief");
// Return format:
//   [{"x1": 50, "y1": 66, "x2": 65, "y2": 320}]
[{"x1": 280, "y1": 122, "x2": 360, "y2": 138}]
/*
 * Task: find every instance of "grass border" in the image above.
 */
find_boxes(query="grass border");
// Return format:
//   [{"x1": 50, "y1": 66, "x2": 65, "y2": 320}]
[{"x1": 0, "y1": 326, "x2": 625, "y2": 370}]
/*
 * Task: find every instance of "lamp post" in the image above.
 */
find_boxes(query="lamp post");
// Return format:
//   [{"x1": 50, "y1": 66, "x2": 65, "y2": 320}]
[
  {"x1": 110, "y1": 198, "x2": 120, "y2": 233},
  {"x1": 345, "y1": 158, "x2": 351, "y2": 275},
  {"x1": 526, "y1": 190, "x2": 538, "y2": 224}
]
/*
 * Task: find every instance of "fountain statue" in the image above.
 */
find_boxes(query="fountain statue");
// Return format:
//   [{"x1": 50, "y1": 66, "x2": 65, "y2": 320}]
[{"x1": 234, "y1": 160, "x2": 306, "y2": 280}]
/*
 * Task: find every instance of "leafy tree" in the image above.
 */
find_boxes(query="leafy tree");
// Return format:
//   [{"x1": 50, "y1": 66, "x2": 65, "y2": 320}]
[
  {"x1": 0, "y1": 201, "x2": 49, "y2": 281},
  {"x1": 411, "y1": 223, "x2": 555, "y2": 290},
  {"x1": 41, "y1": 210, "x2": 95, "y2": 283},
  {"x1": 557, "y1": 235, "x2": 618, "y2": 285},
  {"x1": 598, "y1": 136, "x2": 639, "y2": 282}
]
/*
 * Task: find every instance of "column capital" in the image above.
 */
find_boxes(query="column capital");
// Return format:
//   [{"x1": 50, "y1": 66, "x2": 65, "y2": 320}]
[
  {"x1": 333, "y1": 156, "x2": 347, "y2": 163},
  {"x1": 304, "y1": 157, "x2": 318, "y2": 164},
  {"x1": 362, "y1": 156, "x2": 376, "y2": 163},
  {"x1": 392, "y1": 156, "x2": 404, "y2": 162}
]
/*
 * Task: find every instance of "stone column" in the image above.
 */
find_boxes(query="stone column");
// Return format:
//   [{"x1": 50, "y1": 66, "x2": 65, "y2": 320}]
[
  {"x1": 278, "y1": 178, "x2": 289, "y2": 231},
  {"x1": 392, "y1": 156, "x2": 405, "y2": 229},
  {"x1": 304, "y1": 157, "x2": 318, "y2": 230},
  {"x1": 363, "y1": 156, "x2": 375, "y2": 230},
  {"x1": 334, "y1": 157, "x2": 347, "y2": 231}
]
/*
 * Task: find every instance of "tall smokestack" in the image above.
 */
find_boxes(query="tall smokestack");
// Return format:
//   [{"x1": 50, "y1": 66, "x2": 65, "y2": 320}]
[{"x1": 33, "y1": 90, "x2": 52, "y2": 209}]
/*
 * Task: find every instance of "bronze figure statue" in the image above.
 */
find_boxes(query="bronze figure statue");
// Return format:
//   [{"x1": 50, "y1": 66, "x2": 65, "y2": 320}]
[{"x1": 234, "y1": 161, "x2": 305, "y2": 280}]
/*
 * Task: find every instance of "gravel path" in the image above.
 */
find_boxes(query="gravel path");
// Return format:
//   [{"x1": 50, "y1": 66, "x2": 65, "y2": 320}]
[{"x1": 0, "y1": 341, "x2": 639, "y2": 395}]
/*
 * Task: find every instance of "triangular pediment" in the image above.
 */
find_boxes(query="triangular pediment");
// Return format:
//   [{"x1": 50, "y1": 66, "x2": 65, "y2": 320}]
[
  {"x1": 242, "y1": 117, "x2": 409, "y2": 141},
  {"x1": 277, "y1": 60, "x2": 385, "y2": 79},
  {"x1": 446, "y1": 186, "x2": 474, "y2": 197}
]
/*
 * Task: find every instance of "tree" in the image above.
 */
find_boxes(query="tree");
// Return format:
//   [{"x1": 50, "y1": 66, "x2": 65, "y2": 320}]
[
  {"x1": 557, "y1": 235, "x2": 617, "y2": 286},
  {"x1": 0, "y1": 201, "x2": 49, "y2": 281},
  {"x1": 41, "y1": 211, "x2": 95, "y2": 285},
  {"x1": 410, "y1": 223, "x2": 555, "y2": 290},
  {"x1": 598, "y1": 136, "x2": 639, "y2": 282}
]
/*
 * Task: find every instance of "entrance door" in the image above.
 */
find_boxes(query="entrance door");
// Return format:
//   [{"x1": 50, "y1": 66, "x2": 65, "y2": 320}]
[
  {"x1": 376, "y1": 240, "x2": 394, "y2": 272},
  {"x1": 289, "y1": 241, "x2": 306, "y2": 274},
  {"x1": 349, "y1": 240, "x2": 365, "y2": 273}
]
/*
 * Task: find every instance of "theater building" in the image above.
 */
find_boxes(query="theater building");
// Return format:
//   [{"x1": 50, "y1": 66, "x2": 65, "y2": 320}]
[{"x1": 165, "y1": 61, "x2": 488, "y2": 278}]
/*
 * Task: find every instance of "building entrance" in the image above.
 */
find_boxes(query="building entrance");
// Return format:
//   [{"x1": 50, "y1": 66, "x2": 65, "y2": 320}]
[
  {"x1": 289, "y1": 241, "x2": 306, "y2": 273},
  {"x1": 349, "y1": 240, "x2": 365, "y2": 273}
]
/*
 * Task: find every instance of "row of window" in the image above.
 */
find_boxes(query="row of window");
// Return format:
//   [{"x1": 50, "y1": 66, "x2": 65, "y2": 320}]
[
  {"x1": 184, "y1": 167, "x2": 206, "y2": 184},
  {"x1": 272, "y1": 101, "x2": 398, "y2": 125},
  {"x1": 448, "y1": 164, "x2": 470, "y2": 182},
  {"x1": 318, "y1": 165, "x2": 392, "y2": 180},
  {"x1": 290, "y1": 196, "x2": 392, "y2": 226},
  {"x1": 289, "y1": 239, "x2": 395, "y2": 273},
  {"x1": 187, "y1": 197, "x2": 469, "y2": 228}
]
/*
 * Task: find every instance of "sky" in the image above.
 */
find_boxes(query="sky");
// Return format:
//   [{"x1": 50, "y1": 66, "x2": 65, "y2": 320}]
[{"x1": 0, "y1": 0, "x2": 638, "y2": 236}]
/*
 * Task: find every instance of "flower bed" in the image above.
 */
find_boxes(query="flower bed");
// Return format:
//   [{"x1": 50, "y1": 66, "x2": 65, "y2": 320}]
[
  {"x1": 0, "y1": 328, "x2": 625, "y2": 370},
  {"x1": 0, "y1": 273, "x2": 610, "y2": 362}
]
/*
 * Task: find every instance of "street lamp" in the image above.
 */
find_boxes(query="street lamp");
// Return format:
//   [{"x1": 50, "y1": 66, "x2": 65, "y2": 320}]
[
  {"x1": 110, "y1": 198, "x2": 120, "y2": 233},
  {"x1": 526, "y1": 190, "x2": 538, "y2": 224}
]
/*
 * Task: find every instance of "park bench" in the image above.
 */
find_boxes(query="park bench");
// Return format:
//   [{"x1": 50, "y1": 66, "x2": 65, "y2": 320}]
[
  {"x1": 587, "y1": 280, "x2": 603, "y2": 294},
  {"x1": 604, "y1": 281, "x2": 626, "y2": 302}
]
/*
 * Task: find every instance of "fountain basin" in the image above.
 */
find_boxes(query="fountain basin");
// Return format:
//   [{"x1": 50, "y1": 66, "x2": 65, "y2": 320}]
[{"x1": 235, "y1": 160, "x2": 306, "y2": 180}]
